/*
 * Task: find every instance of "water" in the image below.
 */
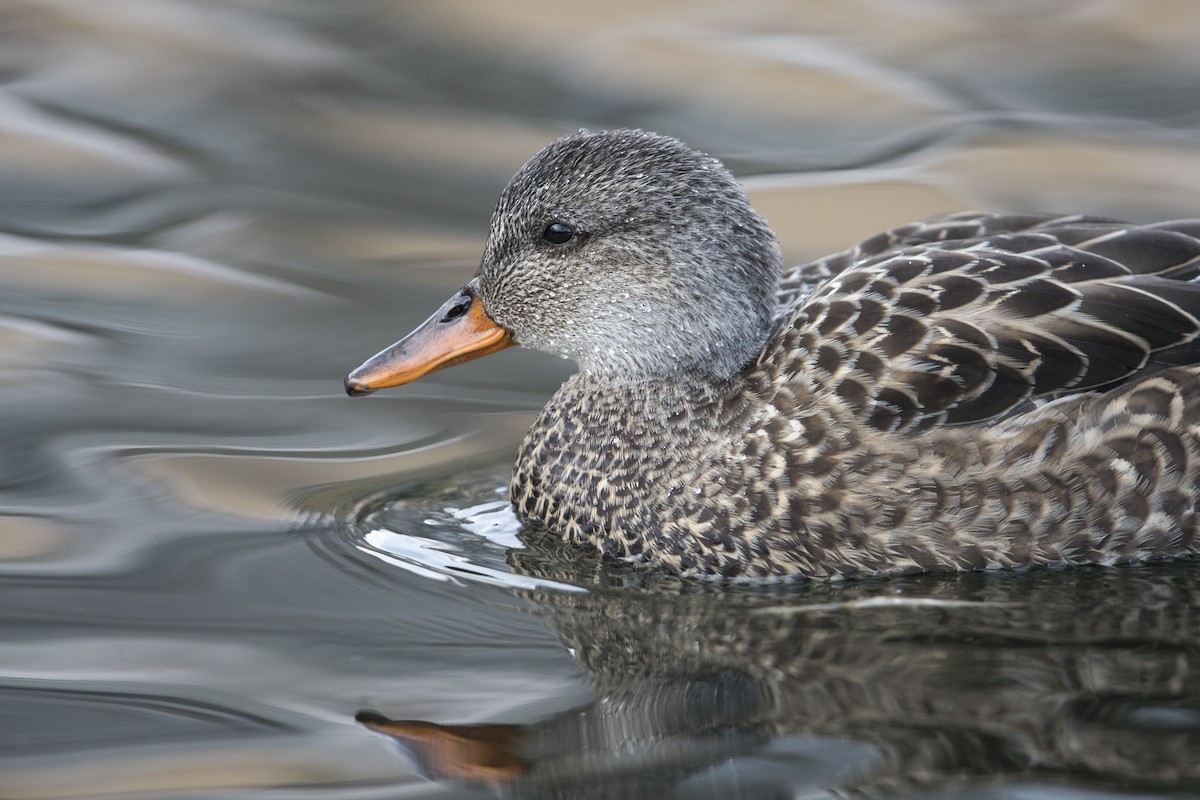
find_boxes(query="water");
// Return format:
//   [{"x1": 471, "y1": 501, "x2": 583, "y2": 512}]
[{"x1": 2, "y1": 1, "x2": 1200, "y2": 797}]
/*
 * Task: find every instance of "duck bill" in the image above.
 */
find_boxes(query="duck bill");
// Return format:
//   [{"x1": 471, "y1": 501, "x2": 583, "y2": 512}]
[
  {"x1": 356, "y1": 712, "x2": 528, "y2": 781},
  {"x1": 344, "y1": 282, "x2": 513, "y2": 396}
]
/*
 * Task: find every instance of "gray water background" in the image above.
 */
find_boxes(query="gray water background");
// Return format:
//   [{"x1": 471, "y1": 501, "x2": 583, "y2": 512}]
[{"x1": 3, "y1": 1, "x2": 1200, "y2": 797}]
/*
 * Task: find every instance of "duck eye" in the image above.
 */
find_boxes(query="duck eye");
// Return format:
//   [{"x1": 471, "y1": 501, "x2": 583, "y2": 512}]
[{"x1": 541, "y1": 222, "x2": 575, "y2": 245}]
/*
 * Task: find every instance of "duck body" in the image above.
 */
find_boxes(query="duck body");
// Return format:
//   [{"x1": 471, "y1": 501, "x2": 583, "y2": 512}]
[{"x1": 347, "y1": 130, "x2": 1200, "y2": 580}]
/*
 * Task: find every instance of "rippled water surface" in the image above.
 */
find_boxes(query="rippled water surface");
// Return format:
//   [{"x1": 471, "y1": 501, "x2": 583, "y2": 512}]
[{"x1": 3, "y1": 2, "x2": 1200, "y2": 798}]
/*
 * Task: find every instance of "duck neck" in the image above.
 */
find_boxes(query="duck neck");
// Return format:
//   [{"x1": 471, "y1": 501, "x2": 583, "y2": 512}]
[{"x1": 578, "y1": 364, "x2": 741, "y2": 399}]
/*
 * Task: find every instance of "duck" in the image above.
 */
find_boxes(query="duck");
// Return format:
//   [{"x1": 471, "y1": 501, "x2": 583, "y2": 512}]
[{"x1": 346, "y1": 128, "x2": 1200, "y2": 580}]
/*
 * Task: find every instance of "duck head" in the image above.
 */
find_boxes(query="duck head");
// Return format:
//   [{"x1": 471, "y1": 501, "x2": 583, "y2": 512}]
[{"x1": 345, "y1": 129, "x2": 782, "y2": 395}]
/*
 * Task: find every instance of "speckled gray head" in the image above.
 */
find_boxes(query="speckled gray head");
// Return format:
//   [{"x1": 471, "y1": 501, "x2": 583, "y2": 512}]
[{"x1": 476, "y1": 129, "x2": 782, "y2": 381}]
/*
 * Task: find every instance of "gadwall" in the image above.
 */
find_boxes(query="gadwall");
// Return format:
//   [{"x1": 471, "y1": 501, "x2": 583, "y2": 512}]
[{"x1": 346, "y1": 129, "x2": 1200, "y2": 580}]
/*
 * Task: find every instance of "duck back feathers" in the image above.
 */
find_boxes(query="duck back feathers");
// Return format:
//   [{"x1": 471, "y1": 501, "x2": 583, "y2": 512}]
[{"x1": 770, "y1": 212, "x2": 1200, "y2": 434}]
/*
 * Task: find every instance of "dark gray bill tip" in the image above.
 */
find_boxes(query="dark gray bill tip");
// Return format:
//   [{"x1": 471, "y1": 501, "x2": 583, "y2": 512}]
[{"x1": 344, "y1": 375, "x2": 376, "y2": 397}]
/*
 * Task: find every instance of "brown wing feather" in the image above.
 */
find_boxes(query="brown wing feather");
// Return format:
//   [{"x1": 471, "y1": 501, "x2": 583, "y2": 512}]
[
  {"x1": 774, "y1": 212, "x2": 1121, "y2": 310},
  {"x1": 766, "y1": 214, "x2": 1200, "y2": 433}
]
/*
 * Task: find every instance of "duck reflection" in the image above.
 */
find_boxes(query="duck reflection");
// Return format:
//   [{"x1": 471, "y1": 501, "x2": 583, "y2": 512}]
[{"x1": 359, "y1": 556, "x2": 1200, "y2": 797}]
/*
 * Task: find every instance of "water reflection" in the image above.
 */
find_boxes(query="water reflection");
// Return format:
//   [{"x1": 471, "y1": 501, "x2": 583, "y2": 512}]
[{"x1": 360, "y1": 551, "x2": 1200, "y2": 798}]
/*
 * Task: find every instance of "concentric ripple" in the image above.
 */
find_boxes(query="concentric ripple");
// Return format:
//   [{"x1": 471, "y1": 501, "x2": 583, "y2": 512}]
[{"x1": 328, "y1": 467, "x2": 586, "y2": 593}]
